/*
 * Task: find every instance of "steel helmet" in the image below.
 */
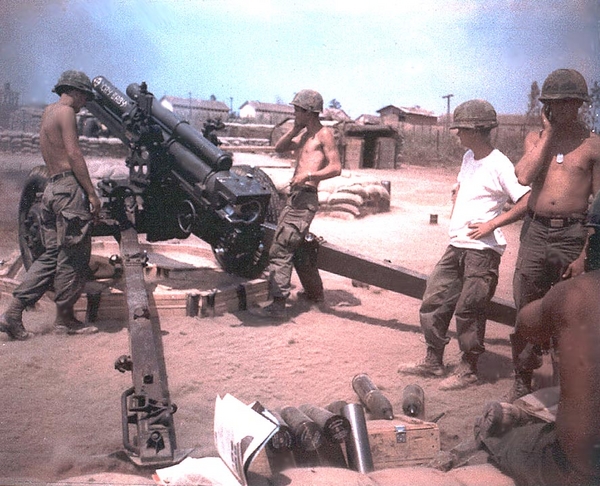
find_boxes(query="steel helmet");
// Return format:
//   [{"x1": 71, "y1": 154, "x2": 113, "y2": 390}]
[
  {"x1": 450, "y1": 99, "x2": 498, "y2": 130},
  {"x1": 291, "y1": 89, "x2": 323, "y2": 113},
  {"x1": 52, "y1": 70, "x2": 94, "y2": 100},
  {"x1": 538, "y1": 69, "x2": 589, "y2": 102}
]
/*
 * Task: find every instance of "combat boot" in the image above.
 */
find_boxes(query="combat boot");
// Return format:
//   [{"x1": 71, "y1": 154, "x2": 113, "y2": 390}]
[
  {"x1": 506, "y1": 332, "x2": 535, "y2": 402},
  {"x1": 253, "y1": 297, "x2": 287, "y2": 319},
  {"x1": 474, "y1": 401, "x2": 531, "y2": 448},
  {"x1": 439, "y1": 353, "x2": 479, "y2": 391},
  {"x1": 54, "y1": 305, "x2": 98, "y2": 335},
  {"x1": 504, "y1": 371, "x2": 533, "y2": 403},
  {"x1": 398, "y1": 347, "x2": 445, "y2": 377},
  {"x1": 0, "y1": 298, "x2": 32, "y2": 341},
  {"x1": 296, "y1": 290, "x2": 325, "y2": 303}
]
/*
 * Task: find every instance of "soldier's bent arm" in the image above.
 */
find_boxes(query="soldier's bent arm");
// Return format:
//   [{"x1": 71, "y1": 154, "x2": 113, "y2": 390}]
[
  {"x1": 467, "y1": 192, "x2": 530, "y2": 240},
  {"x1": 312, "y1": 128, "x2": 342, "y2": 182},
  {"x1": 60, "y1": 107, "x2": 101, "y2": 214},
  {"x1": 515, "y1": 298, "x2": 552, "y2": 346},
  {"x1": 275, "y1": 125, "x2": 303, "y2": 153},
  {"x1": 514, "y1": 128, "x2": 553, "y2": 186}
]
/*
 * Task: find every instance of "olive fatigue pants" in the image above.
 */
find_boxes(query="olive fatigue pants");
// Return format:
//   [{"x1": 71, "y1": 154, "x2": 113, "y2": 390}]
[
  {"x1": 419, "y1": 245, "x2": 500, "y2": 356},
  {"x1": 268, "y1": 187, "x2": 321, "y2": 300},
  {"x1": 14, "y1": 173, "x2": 92, "y2": 309}
]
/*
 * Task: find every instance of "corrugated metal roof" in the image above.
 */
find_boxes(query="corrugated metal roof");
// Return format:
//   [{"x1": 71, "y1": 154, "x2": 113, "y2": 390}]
[
  {"x1": 377, "y1": 104, "x2": 437, "y2": 118},
  {"x1": 239, "y1": 101, "x2": 294, "y2": 114},
  {"x1": 160, "y1": 96, "x2": 229, "y2": 111},
  {"x1": 322, "y1": 107, "x2": 352, "y2": 121}
]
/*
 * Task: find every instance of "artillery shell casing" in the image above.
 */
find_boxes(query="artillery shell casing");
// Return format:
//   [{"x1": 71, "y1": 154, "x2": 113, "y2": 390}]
[
  {"x1": 342, "y1": 403, "x2": 374, "y2": 473},
  {"x1": 280, "y1": 406, "x2": 323, "y2": 451},
  {"x1": 352, "y1": 373, "x2": 394, "y2": 420},
  {"x1": 402, "y1": 384, "x2": 425, "y2": 419},
  {"x1": 298, "y1": 404, "x2": 351, "y2": 443},
  {"x1": 315, "y1": 440, "x2": 348, "y2": 468},
  {"x1": 267, "y1": 409, "x2": 295, "y2": 452},
  {"x1": 325, "y1": 400, "x2": 348, "y2": 416}
]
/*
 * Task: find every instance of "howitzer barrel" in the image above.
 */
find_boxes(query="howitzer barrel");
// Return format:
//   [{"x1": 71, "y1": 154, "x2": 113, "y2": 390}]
[
  {"x1": 126, "y1": 82, "x2": 232, "y2": 173},
  {"x1": 91, "y1": 76, "x2": 229, "y2": 184},
  {"x1": 88, "y1": 76, "x2": 135, "y2": 145}
]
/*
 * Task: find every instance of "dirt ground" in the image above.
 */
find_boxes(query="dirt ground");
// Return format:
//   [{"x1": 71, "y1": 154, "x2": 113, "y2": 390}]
[{"x1": 0, "y1": 153, "x2": 550, "y2": 485}]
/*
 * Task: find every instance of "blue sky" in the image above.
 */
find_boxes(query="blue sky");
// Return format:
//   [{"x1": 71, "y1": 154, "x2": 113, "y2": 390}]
[{"x1": 1, "y1": 0, "x2": 598, "y2": 117}]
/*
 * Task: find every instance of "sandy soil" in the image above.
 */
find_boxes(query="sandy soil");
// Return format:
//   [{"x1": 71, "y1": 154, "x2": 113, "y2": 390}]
[{"x1": 0, "y1": 153, "x2": 549, "y2": 485}]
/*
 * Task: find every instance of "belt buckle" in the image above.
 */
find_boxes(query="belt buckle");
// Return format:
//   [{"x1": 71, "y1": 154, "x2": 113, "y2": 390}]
[{"x1": 549, "y1": 218, "x2": 564, "y2": 228}]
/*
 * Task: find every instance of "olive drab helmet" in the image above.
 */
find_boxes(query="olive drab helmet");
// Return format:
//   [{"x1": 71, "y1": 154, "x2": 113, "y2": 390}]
[
  {"x1": 538, "y1": 69, "x2": 590, "y2": 103},
  {"x1": 52, "y1": 70, "x2": 94, "y2": 100},
  {"x1": 450, "y1": 99, "x2": 498, "y2": 130},
  {"x1": 291, "y1": 89, "x2": 324, "y2": 113}
]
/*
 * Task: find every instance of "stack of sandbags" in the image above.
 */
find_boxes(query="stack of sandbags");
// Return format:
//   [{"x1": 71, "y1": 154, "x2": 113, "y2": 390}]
[{"x1": 318, "y1": 173, "x2": 391, "y2": 219}]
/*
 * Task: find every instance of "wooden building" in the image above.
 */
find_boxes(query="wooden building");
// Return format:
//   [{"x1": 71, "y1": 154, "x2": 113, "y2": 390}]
[
  {"x1": 340, "y1": 122, "x2": 401, "y2": 169},
  {"x1": 159, "y1": 96, "x2": 230, "y2": 132},
  {"x1": 377, "y1": 105, "x2": 438, "y2": 128},
  {"x1": 239, "y1": 101, "x2": 294, "y2": 125}
]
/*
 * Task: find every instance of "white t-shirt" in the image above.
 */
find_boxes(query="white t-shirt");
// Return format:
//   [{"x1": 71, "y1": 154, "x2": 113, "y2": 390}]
[{"x1": 449, "y1": 148, "x2": 530, "y2": 255}]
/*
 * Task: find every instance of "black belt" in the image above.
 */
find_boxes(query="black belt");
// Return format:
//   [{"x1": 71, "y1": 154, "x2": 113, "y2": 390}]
[
  {"x1": 49, "y1": 170, "x2": 74, "y2": 182},
  {"x1": 291, "y1": 185, "x2": 318, "y2": 193},
  {"x1": 527, "y1": 209, "x2": 585, "y2": 228}
]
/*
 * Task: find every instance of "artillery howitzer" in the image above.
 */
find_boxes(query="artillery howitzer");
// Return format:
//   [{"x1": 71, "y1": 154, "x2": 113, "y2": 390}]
[
  {"x1": 16, "y1": 75, "x2": 519, "y2": 468},
  {"x1": 17, "y1": 76, "x2": 279, "y2": 467}
]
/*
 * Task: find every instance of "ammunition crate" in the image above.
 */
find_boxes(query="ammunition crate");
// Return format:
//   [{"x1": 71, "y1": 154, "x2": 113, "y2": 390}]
[{"x1": 366, "y1": 414, "x2": 440, "y2": 469}]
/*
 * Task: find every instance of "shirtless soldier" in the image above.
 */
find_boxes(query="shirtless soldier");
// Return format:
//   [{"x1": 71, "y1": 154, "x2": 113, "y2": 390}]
[
  {"x1": 0, "y1": 70, "x2": 101, "y2": 339},
  {"x1": 508, "y1": 68, "x2": 600, "y2": 400},
  {"x1": 475, "y1": 190, "x2": 600, "y2": 486},
  {"x1": 257, "y1": 89, "x2": 341, "y2": 319}
]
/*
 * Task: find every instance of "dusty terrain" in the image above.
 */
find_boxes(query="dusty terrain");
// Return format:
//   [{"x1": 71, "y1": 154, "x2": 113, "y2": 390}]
[{"x1": 0, "y1": 153, "x2": 548, "y2": 485}]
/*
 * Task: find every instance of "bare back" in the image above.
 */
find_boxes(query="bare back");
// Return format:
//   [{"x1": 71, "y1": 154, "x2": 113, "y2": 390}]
[
  {"x1": 527, "y1": 128, "x2": 600, "y2": 216},
  {"x1": 543, "y1": 273, "x2": 600, "y2": 477},
  {"x1": 39, "y1": 102, "x2": 81, "y2": 175}
]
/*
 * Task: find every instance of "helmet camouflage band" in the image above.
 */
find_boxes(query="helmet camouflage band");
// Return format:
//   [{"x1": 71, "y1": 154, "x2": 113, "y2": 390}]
[
  {"x1": 291, "y1": 89, "x2": 324, "y2": 113},
  {"x1": 52, "y1": 70, "x2": 94, "y2": 100},
  {"x1": 450, "y1": 99, "x2": 498, "y2": 130},
  {"x1": 539, "y1": 69, "x2": 589, "y2": 103}
]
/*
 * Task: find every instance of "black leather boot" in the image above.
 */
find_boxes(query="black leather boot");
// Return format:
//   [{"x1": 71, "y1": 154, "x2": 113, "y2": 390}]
[{"x1": 0, "y1": 298, "x2": 32, "y2": 340}]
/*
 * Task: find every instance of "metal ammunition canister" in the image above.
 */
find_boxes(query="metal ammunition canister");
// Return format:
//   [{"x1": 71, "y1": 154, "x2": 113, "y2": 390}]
[{"x1": 352, "y1": 373, "x2": 394, "y2": 420}]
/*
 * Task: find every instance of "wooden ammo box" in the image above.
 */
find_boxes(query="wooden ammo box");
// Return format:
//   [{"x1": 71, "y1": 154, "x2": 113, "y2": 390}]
[{"x1": 366, "y1": 414, "x2": 440, "y2": 469}]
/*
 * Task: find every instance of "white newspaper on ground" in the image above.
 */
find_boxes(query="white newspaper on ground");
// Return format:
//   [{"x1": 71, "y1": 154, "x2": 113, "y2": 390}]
[{"x1": 154, "y1": 394, "x2": 279, "y2": 486}]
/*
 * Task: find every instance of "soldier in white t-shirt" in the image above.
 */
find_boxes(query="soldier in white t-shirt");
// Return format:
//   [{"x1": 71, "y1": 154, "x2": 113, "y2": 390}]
[{"x1": 399, "y1": 99, "x2": 530, "y2": 390}]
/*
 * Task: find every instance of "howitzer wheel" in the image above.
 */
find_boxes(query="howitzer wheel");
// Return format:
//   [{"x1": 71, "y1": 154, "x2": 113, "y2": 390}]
[
  {"x1": 212, "y1": 165, "x2": 282, "y2": 278},
  {"x1": 18, "y1": 165, "x2": 49, "y2": 270}
]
